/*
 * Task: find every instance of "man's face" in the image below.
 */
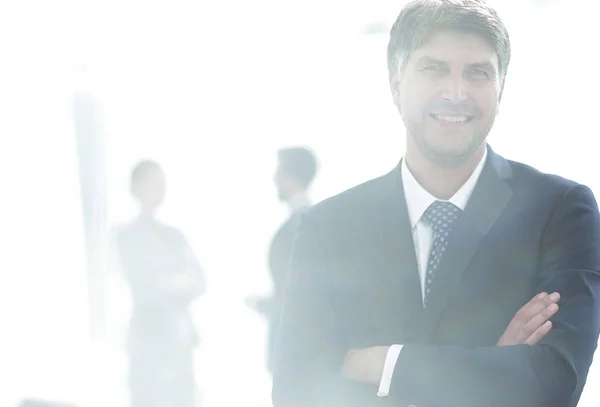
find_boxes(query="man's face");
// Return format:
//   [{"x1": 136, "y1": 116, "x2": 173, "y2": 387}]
[
  {"x1": 391, "y1": 30, "x2": 504, "y2": 167},
  {"x1": 274, "y1": 165, "x2": 293, "y2": 202}
]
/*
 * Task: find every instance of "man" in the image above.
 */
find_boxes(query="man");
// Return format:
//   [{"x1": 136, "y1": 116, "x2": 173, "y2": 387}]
[
  {"x1": 271, "y1": 1, "x2": 600, "y2": 407},
  {"x1": 116, "y1": 160, "x2": 206, "y2": 407},
  {"x1": 247, "y1": 147, "x2": 318, "y2": 372}
]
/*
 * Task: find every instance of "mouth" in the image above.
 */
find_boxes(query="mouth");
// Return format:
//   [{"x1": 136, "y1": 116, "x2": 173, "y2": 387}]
[{"x1": 429, "y1": 113, "x2": 473, "y2": 123}]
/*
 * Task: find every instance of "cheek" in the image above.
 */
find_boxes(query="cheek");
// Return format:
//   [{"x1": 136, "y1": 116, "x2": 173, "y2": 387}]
[
  {"x1": 472, "y1": 83, "x2": 502, "y2": 115},
  {"x1": 478, "y1": 95, "x2": 501, "y2": 118},
  {"x1": 401, "y1": 78, "x2": 437, "y2": 110},
  {"x1": 400, "y1": 89, "x2": 429, "y2": 118}
]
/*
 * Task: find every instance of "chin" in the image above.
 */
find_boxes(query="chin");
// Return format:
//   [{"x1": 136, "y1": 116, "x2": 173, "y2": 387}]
[
  {"x1": 421, "y1": 141, "x2": 481, "y2": 167},
  {"x1": 428, "y1": 129, "x2": 486, "y2": 150}
]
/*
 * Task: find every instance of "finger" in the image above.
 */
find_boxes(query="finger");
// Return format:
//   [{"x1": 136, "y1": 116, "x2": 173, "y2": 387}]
[
  {"x1": 529, "y1": 292, "x2": 560, "y2": 308},
  {"x1": 518, "y1": 302, "x2": 559, "y2": 342},
  {"x1": 504, "y1": 292, "x2": 560, "y2": 341},
  {"x1": 508, "y1": 293, "x2": 548, "y2": 333},
  {"x1": 514, "y1": 292, "x2": 560, "y2": 325},
  {"x1": 525, "y1": 320, "x2": 552, "y2": 346}
]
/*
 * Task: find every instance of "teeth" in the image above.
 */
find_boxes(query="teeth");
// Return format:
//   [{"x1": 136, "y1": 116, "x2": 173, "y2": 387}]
[{"x1": 434, "y1": 114, "x2": 470, "y2": 123}]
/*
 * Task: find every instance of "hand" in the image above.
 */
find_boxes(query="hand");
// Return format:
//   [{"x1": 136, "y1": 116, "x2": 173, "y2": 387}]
[
  {"x1": 245, "y1": 295, "x2": 261, "y2": 310},
  {"x1": 497, "y1": 291, "x2": 560, "y2": 346},
  {"x1": 245, "y1": 295, "x2": 269, "y2": 314},
  {"x1": 340, "y1": 346, "x2": 389, "y2": 384}
]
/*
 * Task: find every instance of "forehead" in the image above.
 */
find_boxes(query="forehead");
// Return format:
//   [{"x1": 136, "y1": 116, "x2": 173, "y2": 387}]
[{"x1": 409, "y1": 29, "x2": 499, "y2": 68}]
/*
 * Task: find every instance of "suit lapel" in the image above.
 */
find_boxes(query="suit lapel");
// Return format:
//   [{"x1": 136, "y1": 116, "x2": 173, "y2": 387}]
[
  {"x1": 420, "y1": 149, "x2": 514, "y2": 339},
  {"x1": 373, "y1": 164, "x2": 423, "y2": 337}
]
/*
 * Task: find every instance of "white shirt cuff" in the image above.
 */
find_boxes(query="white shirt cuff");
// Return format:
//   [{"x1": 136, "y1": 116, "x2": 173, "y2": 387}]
[{"x1": 377, "y1": 344, "x2": 403, "y2": 397}]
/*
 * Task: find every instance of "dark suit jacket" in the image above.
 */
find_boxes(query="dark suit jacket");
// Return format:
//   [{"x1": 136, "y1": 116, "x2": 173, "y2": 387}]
[
  {"x1": 272, "y1": 147, "x2": 600, "y2": 407},
  {"x1": 269, "y1": 211, "x2": 305, "y2": 310},
  {"x1": 259, "y1": 210, "x2": 306, "y2": 370}
]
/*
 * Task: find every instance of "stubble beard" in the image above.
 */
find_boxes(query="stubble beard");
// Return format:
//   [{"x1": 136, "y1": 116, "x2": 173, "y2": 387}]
[{"x1": 405, "y1": 116, "x2": 492, "y2": 169}]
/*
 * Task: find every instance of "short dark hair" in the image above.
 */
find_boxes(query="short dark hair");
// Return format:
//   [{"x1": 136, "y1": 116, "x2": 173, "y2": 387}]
[
  {"x1": 130, "y1": 159, "x2": 162, "y2": 186},
  {"x1": 387, "y1": 0, "x2": 511, "y2": 78},
  {"x1": 277, "y1": 147, "x2": 318, "y2": 187}
]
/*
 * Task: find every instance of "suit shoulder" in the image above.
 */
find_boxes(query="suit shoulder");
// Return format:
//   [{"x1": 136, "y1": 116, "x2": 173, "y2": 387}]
[
  {"x1": 302, "y1": 171, "x2": 393, "y2": 223},
  {"x1": 508, "y1": 159, "x2": 589, "y2": 194},
  {"x1": 507, "y1": 159, "x2": 599, "y2": 214}
]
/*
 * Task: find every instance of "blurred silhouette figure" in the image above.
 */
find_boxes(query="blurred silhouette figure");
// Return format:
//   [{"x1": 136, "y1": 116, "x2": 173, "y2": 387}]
[
  {"x1": 116, "y1": 160, "x2": 206, "y2": 407},
  {"x1": 247, "y1": 147, "x2": 318, "y2": 373}
]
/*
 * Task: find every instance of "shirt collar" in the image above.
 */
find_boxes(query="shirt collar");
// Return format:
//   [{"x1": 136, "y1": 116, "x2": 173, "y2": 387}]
[{"x1": 401, "y1": 146, "x2": 488, "y2": 229}]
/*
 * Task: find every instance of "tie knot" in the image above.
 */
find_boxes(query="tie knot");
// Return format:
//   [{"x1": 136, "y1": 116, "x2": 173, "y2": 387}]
[{"x1": 422, "y1": 201, "x2": 462, "y2": 233}]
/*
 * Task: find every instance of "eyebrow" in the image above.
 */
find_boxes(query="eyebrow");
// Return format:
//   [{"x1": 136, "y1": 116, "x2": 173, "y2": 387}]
[{"x1": 415, "y1": 56, "x2": 447, "y2": 66}]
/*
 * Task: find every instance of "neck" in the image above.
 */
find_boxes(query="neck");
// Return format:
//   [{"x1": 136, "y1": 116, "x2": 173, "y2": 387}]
[
  {"x1": 287, "y1": 190, "x2": 310, "y2": 212},
  {"x1": 139, "y1": 206, "x2": 156, "y2": 218},
  {"x1": 405, "y1": 143, "x2": 486, "y2": 200}
]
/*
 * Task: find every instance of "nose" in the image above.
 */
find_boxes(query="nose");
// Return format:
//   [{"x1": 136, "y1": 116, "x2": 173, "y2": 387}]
[{"x1": 441, "y1": 74, "x2": 468, "y2": 103}]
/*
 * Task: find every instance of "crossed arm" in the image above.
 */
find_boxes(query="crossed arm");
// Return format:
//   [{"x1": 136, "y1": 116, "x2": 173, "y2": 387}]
[
  {"x1": 117, "y1": 230, "x2": 206, "y2": 301},
  {"x1": 272, "y1": 184, "x2": 600, "y2": 407},
  {"x1": 341, "y1": 290, "x2": 560, "y2": 383}
]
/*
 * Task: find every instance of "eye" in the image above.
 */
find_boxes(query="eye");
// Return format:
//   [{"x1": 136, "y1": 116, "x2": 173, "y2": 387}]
[
  {"x1": 423, "y1": 65, "x2": 442, "y2": 72},
  {"x1": 468, "y1": 68, "x2": 489, "y2": 79}
]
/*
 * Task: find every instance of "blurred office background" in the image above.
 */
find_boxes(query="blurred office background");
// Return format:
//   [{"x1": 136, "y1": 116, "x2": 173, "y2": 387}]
[{"x1": 0, "y1": 0, "x2": 599, "y2": 406}]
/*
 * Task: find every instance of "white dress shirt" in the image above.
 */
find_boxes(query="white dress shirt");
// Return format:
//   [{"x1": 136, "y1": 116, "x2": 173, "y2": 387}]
[{"x1": 377, "y1": 147, "x2": 488, "y2": 397}]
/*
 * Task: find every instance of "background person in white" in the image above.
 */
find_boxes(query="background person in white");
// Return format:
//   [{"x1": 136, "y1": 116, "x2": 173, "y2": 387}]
[
  {"x1": 271, "y1": 1, "x2": 600, "y2": 407},
  {"x1": 117, "y1": 160, "x2": 206, "y2": 407}
]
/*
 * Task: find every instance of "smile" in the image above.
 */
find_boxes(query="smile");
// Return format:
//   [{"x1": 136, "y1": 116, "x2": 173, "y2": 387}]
[{"x1": 429, "y1": 113, "x2": 473, "y2": 123}]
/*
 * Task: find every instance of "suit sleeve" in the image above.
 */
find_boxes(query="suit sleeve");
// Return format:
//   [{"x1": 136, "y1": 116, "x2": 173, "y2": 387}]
[
  {"x1": 271, "y1": 211, "x2": 350, "y2": 407},
  {"x1": 389, "y1": 184, "x2": 600, "y2": 407}
]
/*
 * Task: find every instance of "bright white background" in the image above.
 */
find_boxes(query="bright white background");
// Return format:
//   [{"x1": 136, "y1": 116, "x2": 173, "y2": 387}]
[{"x1": 0, "y1": 0, "x2": 599, "y2": 406}]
